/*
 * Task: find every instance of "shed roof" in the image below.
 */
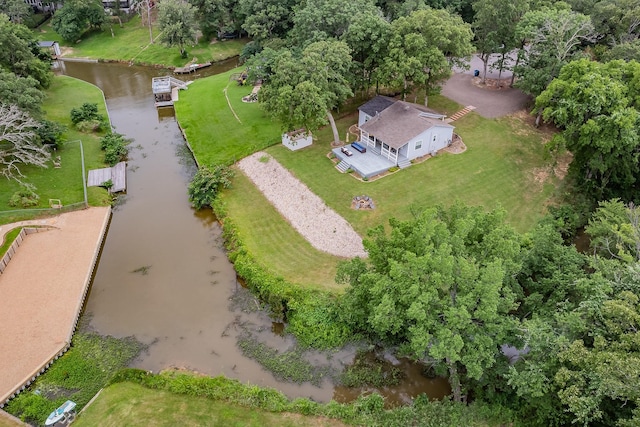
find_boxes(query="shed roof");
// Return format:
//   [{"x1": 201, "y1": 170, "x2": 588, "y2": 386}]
[
  {"x1": 38, "y1": 41, "x2": 57, "y2": 48},
  {"x1": 151, "y1": 77, "x2": 171, "y2": 94},
  {"x1": 360, "y1": 101, "x2": 453, "y2": 149},
  {"x1": 358, "y1": 95, "x2": 396, "y2": 117}
]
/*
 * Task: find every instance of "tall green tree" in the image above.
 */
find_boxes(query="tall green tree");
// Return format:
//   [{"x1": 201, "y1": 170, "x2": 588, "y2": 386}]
[
  {"x1": 238, "y1": 0, "x2": 298, "y2": 42},
  {"x1": 379, "y1": 8, "x2": 474, "y2": 105},
  {"x1": 259, "y1": 40, "x2": 352, "y2": 145},
  {"x1": 342, "y1": 12, "x2": 390, "y2": 93},
  {"x1": 0, "y1": 70, "x2": 44, "y2": 115},
  {"x1": 290, "y1": 0, "x2": 381, "y2": 45},
  {"x1": 554, "y1": 291, "x2": 640, "y2": 425},
  {"x1": 189, "y1": 0, "x2": 243, "y2": 40},
  {"x1": 514, "y1": 6, "x2": 596, "y2": 100},
  {"x1": 472, "y1": 0, "x2": 529, "y2": 84},
  {"x1": 337, "y1": 202, "x2": 522, "y2": 402},
  {"x1": 0, "y1": 1, "x2": 31, "y2": 24},
  {"x1": 0, "y1": 14, "x2": 51, "y2": 89},
  {"x1": 51, "y1": 0, "x2": 106, "y2": 42},
  {"x1": 157, "y1": 0, "x2": 198, "y2": 58},
  {"x1": 535, "y1": 59, "x2": 640, "y2": 201}
]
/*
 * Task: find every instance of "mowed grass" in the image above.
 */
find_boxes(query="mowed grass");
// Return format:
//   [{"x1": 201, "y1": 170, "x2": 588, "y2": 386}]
[
  {"x1": 267, "y1": 110, "x2": 556, "y2": 238},
  {"x1": 74, "y1": 382, "x2": 347, "y2": 427},
  {"x1": 34, "y1": 16, "x2": 247, "y2": 67},
  {"x1": 219, "y1": 100, "x2": 557, "y2": 289},
  {"x1": 174, "y1": 68, "x2": 282, "y2": 166},
  {"x1": 0, "y1": 76, "x2": 111, "y2": 224},
  {"x1": 176, "y1": 71, "x2": 557, "y2": 289},
  {"x1": 220, "y1": 171, "x2": 343, "y2": 291}
]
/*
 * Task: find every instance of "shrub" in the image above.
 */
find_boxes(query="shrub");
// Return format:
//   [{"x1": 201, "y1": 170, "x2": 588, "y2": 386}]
[
  {"x1": 70, "y1": 103, "x2": 106, "y2": 132},
  {"x1": 70, "y1": 103, "x2": 101, "y2": 124},
  {"x1": 100, "y1": 132, "x2": 129, "y2": 166},
  {"x1": 188, "y1": 165, "x2": 234, "y2": 210},
  {"x1": 8, "y1": 184, "x2": 39, "y2": 208},
  {"x1": 36, "y1": 120, "x2": 66, "y2": 150}
]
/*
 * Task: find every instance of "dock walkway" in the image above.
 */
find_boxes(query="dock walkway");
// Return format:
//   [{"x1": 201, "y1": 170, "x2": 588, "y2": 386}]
[{"x1": 87, "y1": 161, "x2": 126, "y2": 192}]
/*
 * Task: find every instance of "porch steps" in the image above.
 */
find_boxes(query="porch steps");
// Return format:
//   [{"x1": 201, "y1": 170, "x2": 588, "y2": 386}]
[
  {"x1": 446, "y1": 105, "x2": 476, "y2": 123},
  {"x1": 336, "y1": 160, "x2": 351, "y2": 173},
  {"x1": 398, "y1": 158, "x2": 412, "y2": 169}
]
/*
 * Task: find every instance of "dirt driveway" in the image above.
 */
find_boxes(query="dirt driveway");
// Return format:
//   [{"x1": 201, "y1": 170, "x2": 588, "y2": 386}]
[{"x1": 442, "y1": 73, "x2": 532, "y2": 119}]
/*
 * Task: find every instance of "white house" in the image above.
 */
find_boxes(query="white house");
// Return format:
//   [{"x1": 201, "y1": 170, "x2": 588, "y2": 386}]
[{"x1": 358, "y1": 96, "x2": 454, "y2": 166}]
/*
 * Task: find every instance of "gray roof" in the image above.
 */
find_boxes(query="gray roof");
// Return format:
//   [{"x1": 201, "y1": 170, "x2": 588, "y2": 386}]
[
  {"x1": 358, "y1": 95, "x2": 395, "y2": 117},
  {"x1": 151, "y1": 77, "x2": 171, "y2": 94},
  {"x1": 359, "y1": 101, "x2": 454, "y2": 149},
  {"x1": 38, "y1": 41, "x2": 56, "y2": 47}
]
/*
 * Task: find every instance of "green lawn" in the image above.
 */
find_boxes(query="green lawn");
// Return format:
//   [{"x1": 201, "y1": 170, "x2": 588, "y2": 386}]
[
  {"x1": 174, "y1": 68, "x2": 282, "y2": 166},
  {"x1": 219, "y1": 101, "x2": 557, "y2": 289},
  {"x1": 34, "y1": 16, "x2": 247, "y2": 67},
  {"x1": 74, "y1": 382, "x2": 346, "y2": 427},
  {"x1": 0, "y1": 76, "x2": 111, "y2": 224},
  {"x1": 266, "y1": 110, "x2": 556, "y2": 239},
  {"x1": 174, "y1": 71, "x2": 558, "y2": 289}
]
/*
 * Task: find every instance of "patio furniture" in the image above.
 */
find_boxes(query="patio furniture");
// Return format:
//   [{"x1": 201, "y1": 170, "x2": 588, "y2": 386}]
[
  {"x1": 341, "y1": 146, "x2": 353, "y2": 156},
  {"x1": 351, "y1": 142, "x2": 366, "y2": 153}
]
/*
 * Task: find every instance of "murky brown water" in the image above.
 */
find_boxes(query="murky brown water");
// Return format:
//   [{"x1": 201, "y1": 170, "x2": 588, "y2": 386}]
[{"x1": 60, "y1": 60, "x2": 450, "y2": 405}]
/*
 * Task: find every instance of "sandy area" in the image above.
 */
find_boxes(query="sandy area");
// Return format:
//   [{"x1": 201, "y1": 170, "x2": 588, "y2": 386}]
[
  {"x1": 237, "y1": 152, "x2": 366, "y2": 258},
  {"x1": 0, "y1": 207, "x2": 111, "y2": 404}
]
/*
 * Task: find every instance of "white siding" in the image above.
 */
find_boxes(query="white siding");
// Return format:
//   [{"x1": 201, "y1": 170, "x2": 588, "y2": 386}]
[
  {"x1": 358, "y1": 111, "x2": 372, "y2": 127},
  {"x1": 404, "y1": 126, "x2": 453, "y2": 161}
]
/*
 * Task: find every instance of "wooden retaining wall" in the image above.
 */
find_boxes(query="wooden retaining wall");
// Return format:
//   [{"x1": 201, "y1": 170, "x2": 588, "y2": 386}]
[{"x1": 0, "y1": 228, "x2": 52, "y2": 275}]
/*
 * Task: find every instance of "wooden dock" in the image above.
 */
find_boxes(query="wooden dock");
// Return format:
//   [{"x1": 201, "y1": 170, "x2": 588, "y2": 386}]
[
  {"x1": 87, "y1": 161, "x2": 126, "y2": 192},
  {"x1": 174, "y1": 62, "x2": 212, "y2": 74}
]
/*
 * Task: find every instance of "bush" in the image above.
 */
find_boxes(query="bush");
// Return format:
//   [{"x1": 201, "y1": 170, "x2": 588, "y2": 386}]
[
  {"x1": 70, "y1": 103, "x2": 100, "y2": 124},
  {"x1": 8, "y1": 184, "x2": 40, "y2": 208},
  {"x1": 36, "y1": 119, "x2": 66, "y2": 150},
  {"x1": 70, "y1": 103, "x2": 106, "y2": 132},
  {"x1": 100, "y1": 132, "x2": 129, "y2": 166},
  {"x1": 188, "y1": 165, "x2": 234, "y2": 210}
]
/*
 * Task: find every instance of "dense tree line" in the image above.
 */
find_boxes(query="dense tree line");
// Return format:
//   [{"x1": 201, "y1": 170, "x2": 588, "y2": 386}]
[{"x1": 0, "y1": 14, "x2": 55, "y2": 182}]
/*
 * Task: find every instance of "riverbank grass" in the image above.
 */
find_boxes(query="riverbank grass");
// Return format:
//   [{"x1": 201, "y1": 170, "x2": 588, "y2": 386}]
[
  {"x1": 35, "y1": 16, "x2": 247, "y2": 67},
  {"x1": 174, "y1": 68, "x2": 282, "y2": 166},
  {"x1": 0, "y1": 76, "x2": 111, "y2": 225},
  {"x1": 74, "y1": 381, "x2": 346, "y2": 427},
  {"x1": 4, "y1": 332, "x2": 142, "y2": 425}
]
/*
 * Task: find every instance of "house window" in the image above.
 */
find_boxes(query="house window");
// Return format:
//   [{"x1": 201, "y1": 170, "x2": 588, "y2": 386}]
[{"x1": 415, "y1": 140, "x2": 422, "y2": 150}]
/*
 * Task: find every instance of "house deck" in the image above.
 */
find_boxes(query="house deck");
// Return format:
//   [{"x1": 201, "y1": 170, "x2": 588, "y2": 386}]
[
  {"x1": 87, "y1": 161, "x2": 126, "y2": 192},
  {"x1": 332, "y1": 145, "x2": 397, "y2": 178}
]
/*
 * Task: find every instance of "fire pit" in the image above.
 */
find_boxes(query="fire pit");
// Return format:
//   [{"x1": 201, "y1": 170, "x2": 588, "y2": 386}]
[{"x1": 352, "y1": 195, "x2": 375, "y2": 210}]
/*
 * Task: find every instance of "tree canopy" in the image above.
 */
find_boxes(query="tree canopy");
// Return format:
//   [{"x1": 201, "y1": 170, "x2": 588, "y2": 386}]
[
  {"x1": 0, "y1": 103, "x2": 51, "y2": 183},
  {"x1": 337, "y1": 202, "x2": 522, "y2": 402},
  {"x1": 379, "y1": 8, "x2": 473, "y2": 104},
  {"x1": 258, "y1": 40, "x2": 353, "y2": 144},
  {"x1": 157, "y1": 0, "x2": 198, "y2": 57},
  {"x1": 0, "y1": 14, "x2": 52, "y2": 89},
  {"x1": 51, "y1": 0, "x2": 107, "y2": 42},
  {"x1": 535, "y1": 58, "x2": 640, "y2": 201}
]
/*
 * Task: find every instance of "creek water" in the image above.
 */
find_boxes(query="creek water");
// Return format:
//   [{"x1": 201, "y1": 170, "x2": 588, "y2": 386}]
[{"x1": 59, "y1": 59, "x2": 449, "y2": 405}]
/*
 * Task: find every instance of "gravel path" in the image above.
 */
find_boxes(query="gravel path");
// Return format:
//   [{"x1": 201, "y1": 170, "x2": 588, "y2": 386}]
[{"x1": 237, "y1": 152, "x2": 366, "y2": 258}]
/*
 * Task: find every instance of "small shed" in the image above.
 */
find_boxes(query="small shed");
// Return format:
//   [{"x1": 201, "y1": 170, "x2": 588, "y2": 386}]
[
  {"x1": 38, "y1": 41, "x2": 61, "y2": 58},
  {"x1": 282, "y1": 129, "x2": 312, "y2": 151}
]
